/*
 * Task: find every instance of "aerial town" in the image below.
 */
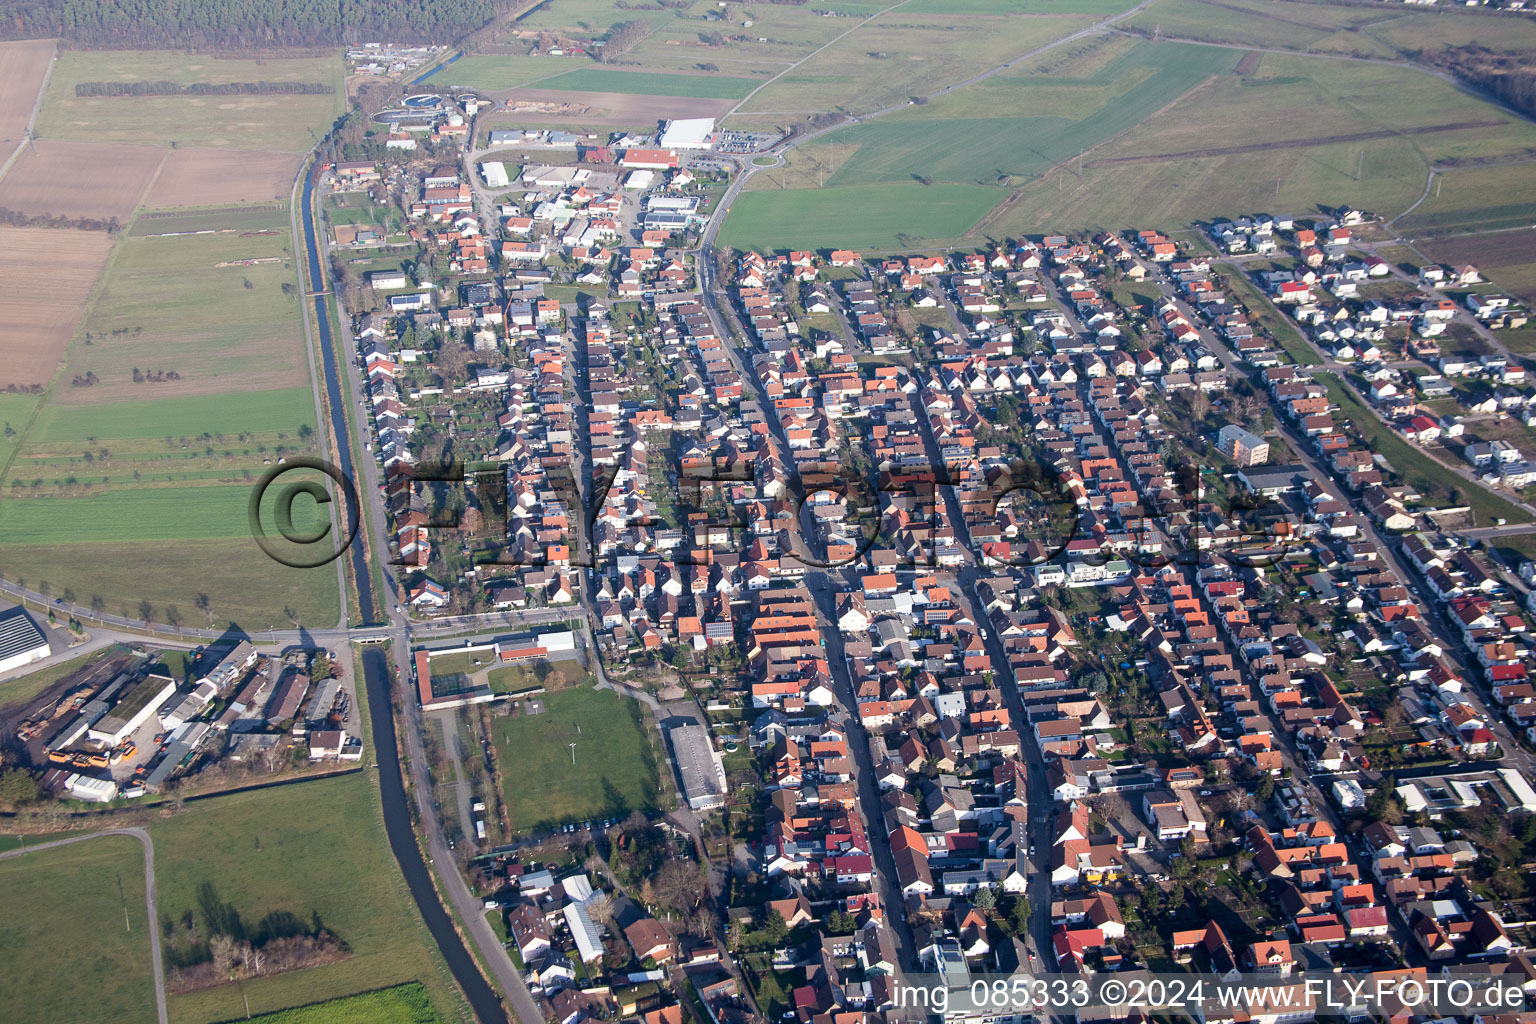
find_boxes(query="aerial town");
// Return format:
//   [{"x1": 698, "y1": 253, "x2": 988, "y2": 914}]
[{"x1": 6, "y1": 4, "x2": 1536, "y2": 1024}]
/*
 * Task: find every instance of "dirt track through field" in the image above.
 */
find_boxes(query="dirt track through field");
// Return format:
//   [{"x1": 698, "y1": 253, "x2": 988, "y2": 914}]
[{"x1": 1084, "y1": 119, "x2": 1505, "y2": 167}]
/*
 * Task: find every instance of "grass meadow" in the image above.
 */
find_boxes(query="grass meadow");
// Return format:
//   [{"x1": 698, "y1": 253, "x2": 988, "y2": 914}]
[
  {"x1": 718, "y1": 181, "x2": 1002, "y2": 251},
  {"x1": 734, "y1": 12, "x2": 1098, "y2": 117},
  {"x1": 236, "y1": 983, "x2": 443, "y2": 1024},
  {"x1": 426, "y1": 54, "x2": 574, "y2": 92},
  {"x1": 532, "y1": 67, "x2": 761, "y2": 98},
  {"x1": 814, "y1": 40, "x2": 1239, "y2": 186},
  {"x1": 490, "y1": 684, "x2": 661, "y2": 831},
  {"x1": 151, "y1": 767, "x2": 468, "y2": 1023},
  {"x1": 1397, "y1": 163, "x2": 1536, "y2": 235},
  {"x1": 64, "y1": 229, "x2": 309, "y2": 402},
  {"x1": 0, "y1": 834, "x2": 157, "y2": 1024},
  {"x1": 36, "y1": 50, "x2": 345, "y2": 151}
]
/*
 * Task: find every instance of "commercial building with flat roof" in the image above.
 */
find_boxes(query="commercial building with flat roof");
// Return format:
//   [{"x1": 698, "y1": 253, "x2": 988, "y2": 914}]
[
  {"x1": 659, "y1": 118, "x2": 714, "y2": 150},
  {"x1": 667, "y1": 721, "x2": 726, "y2": 810},
  {"x1": 87, "y1": 673, "x2": 177, "y2": 746}
]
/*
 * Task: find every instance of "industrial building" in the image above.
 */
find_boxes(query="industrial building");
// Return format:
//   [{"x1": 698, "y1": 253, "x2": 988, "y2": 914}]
[
  {"x1": 666, "y1": 720, "x2": 726, "y2": 811},
  {"x1": 481, "y1": 160, "x2": 509, "y2": 189},
  {"x1": 658, "y1": 118, "x2": 715, "y2": 151},
  {"x1": 0, "y1": 609, "x2": 50, "y2": 674},
  {"x1": 87, "y1": 673, "x2": 177, "y2": 746}
]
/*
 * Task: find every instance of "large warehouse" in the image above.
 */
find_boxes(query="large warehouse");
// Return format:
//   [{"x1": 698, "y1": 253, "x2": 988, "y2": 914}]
[
  {"x1": 658, "y1": 117, "x2": 714, "y2": 151},
  {"x1": 0, "y1": 609, "x2": 50, "y2": 674}
]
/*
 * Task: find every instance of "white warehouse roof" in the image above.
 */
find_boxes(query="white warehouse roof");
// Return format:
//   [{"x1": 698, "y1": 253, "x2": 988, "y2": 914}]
[{"x1": 659, "y1": 117, "x2": 714, "y2": 150}]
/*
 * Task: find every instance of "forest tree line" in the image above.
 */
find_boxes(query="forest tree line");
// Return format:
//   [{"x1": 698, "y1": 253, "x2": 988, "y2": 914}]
[
  {"x1": 0, "y1": 0, "x2": 512, "y2": 48},
  {"x1": 1419, "y1": 45, "x2": 1536, "y2": 121},
  {"x1": 75, "y1": 79, "x2": 333, "y2": 96}
]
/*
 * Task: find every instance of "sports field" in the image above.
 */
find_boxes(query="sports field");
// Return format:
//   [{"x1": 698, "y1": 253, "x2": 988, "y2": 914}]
[
  {"x1": 719, "y1": 182, "x2": 1002, "y2": 251},
  {"x1": 0, "y1": 834, "x2": 157, "y2": 1024},
  {"x1": 151, "y1": 768, "x2": 465, "y2": 1024},
  {"x1": 533, "y1": 68, "x2": 761, "y2": 99},
  {"x1": 36, "y1": 50, "x2": 345, "y2": 151},
  {"x1": 490, "y1": 685, "x2": 661, "y2": 830}
]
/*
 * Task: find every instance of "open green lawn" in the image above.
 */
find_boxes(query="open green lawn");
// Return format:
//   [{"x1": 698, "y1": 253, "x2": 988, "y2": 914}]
[
  {"x1": 533, "y1": 68, "x2": 760, "y2": 98},
  {"x1": 236, "y1": 983, "x2": 444, "y2": 1024},
  {"x1": 0, "y1": 834, "x2": 157, "y2": 1024},
  {"x1": 0, "y1": 539, "x2": 339, "y2": 630},
  {"x1": 151, "y1": 769, "x2": 466, "y2": 1023},
  {"x1": 64, "y1": 229, "x2": 309, "y2": 401},
  {"x1": 490, "y1": 684, "x2": 660, "y2": 830},
  {"x1": 30, "y1": 388, "x2": 315, "y2": 442},
  {"x1": 719, "y1": 182, "x2": 1002, "y2": 251},
  {"x1": 37, "y1": 50, "x2": 345, "y2": 151}
]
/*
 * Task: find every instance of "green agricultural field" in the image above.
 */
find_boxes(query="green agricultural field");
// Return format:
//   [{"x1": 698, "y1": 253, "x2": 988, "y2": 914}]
[
  {"x1": 1397, "y1": 163, "x2": 1536, "y2": 235},
  {"x1": 131, "y1": 204, "x2": 290, "y2": 236},
  {"x1": 490, "y1": 684, "x2": 661, "y2": 830},
  {"x1": 734, "y1": 13, "x2": 1097, "y2": 117},
  {"x1": 532, "y1": 68, "x2": 761, "y2": 98},
  {"x1": 429, "y1": 54, "x2": 581, "y2": 92},
  {"x1": 0, "y1": 482, "x2": 328, "y2": 545},
  {"x1": 904, "y1": 0, "x2": 1134, "y2": 10},
  {"x1": 1120, "y1": 0, "x2": 1395, "y2": 55},
  {"x1": 150, "y1": 769, "x2": 466, "y2": 1024},
  {"x1": 36, "y1": 50, "x2": 345, "y2": 151},
  {"x1": 0, "y1": 834, "x2": 157, "y2": 1024},
  {"x1": 64, "y1": 229, "x2": 309, "y2": 401},
  {"x1": 719, "y1": 182, "x2": 1002, "y2": 251},
  {"x1": 810, "y1": 40, "x2": 1238, "y2": 188},
  {"x1": 0, "y1": 538, "x2": 339, "y2": 630},
  {"x1": 236, "y1": 983, "x2": 444, "y2": 1024},
  {"x1": 0, "y1": 393, "x2": 39, "y2": 466},
  {"x1": 29, "y1": 388, "x2": 315, "y2": 443}
]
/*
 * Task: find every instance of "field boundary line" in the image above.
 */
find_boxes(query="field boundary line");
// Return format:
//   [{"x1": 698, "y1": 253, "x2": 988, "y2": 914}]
[{"x1": 0, "y1": 826, "x2": 168, "y2": 1024}]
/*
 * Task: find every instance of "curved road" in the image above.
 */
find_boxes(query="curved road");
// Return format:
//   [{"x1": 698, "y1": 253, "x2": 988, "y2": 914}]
[{"x1": 0, "y1": 828, "x2": 167, "y2": 1024}]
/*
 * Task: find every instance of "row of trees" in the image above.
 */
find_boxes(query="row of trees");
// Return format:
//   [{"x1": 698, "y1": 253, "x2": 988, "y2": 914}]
[
  {"x1": 75, "y1": 79, "x2": 333, "y2": 96},
  {"x1": 0, "y1": 206, "x2": 120, "y2": 233},
  {"x1": 0, "y1": 0, "x2": 511, "y2": 47}
]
